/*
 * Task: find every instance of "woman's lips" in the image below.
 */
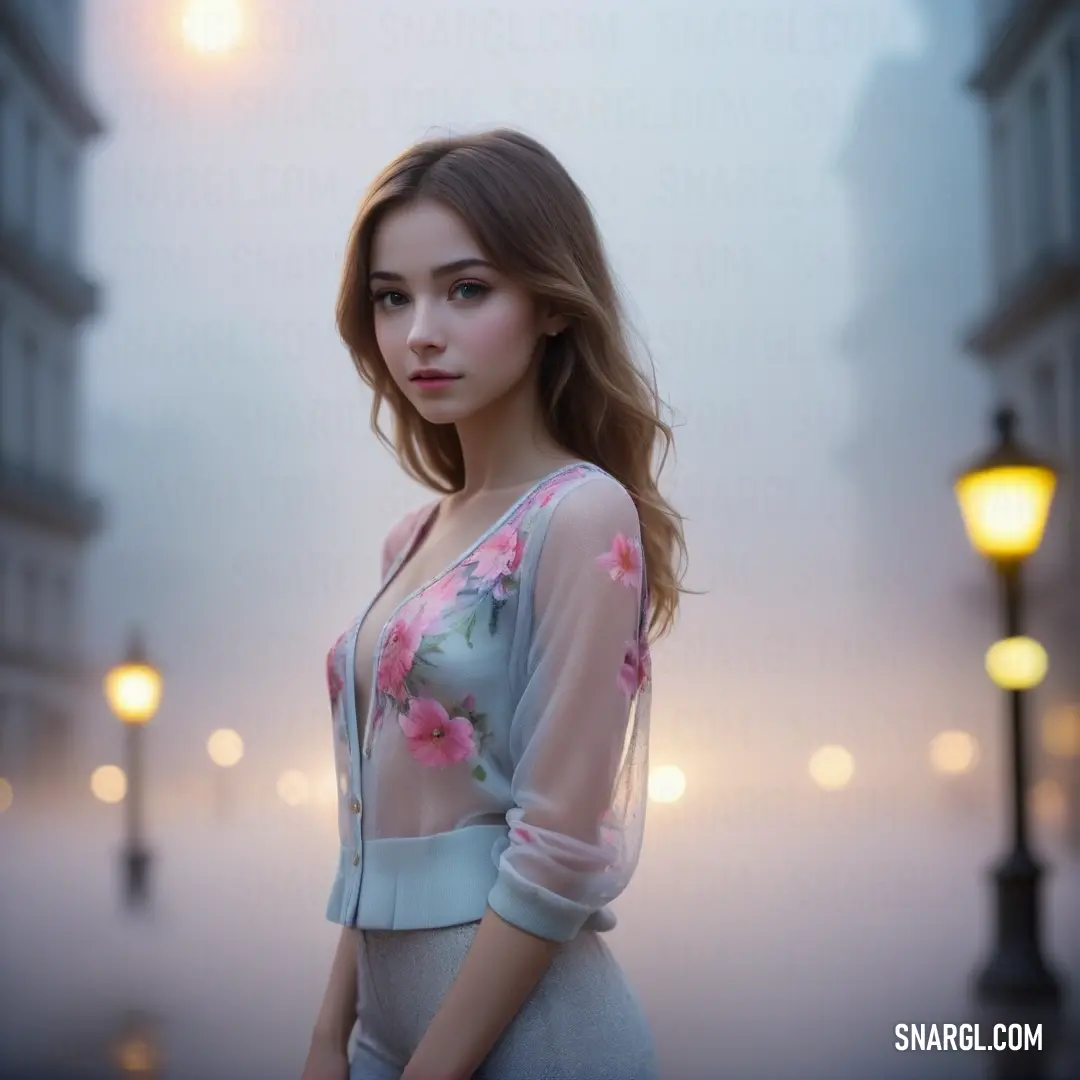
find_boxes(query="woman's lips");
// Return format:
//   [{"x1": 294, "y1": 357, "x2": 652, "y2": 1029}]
[{"x1": 410, "y1": 373, "x2": 462, "y2": 388}]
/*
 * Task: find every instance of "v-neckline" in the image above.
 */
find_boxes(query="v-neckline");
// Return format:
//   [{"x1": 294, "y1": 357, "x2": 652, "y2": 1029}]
[{"x1": 351, "y1": 460, "x2": 595, "y2": 755}]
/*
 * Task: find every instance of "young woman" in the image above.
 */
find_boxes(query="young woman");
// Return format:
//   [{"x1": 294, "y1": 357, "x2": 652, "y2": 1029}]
[{"x1": 301, "y1": 127, "x2": 686, "y2": 1080}]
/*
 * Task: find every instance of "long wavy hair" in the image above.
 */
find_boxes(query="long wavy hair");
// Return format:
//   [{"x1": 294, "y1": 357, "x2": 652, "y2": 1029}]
[{"x1": 337, "y1": 128, "x2": 687, "y2": 640}]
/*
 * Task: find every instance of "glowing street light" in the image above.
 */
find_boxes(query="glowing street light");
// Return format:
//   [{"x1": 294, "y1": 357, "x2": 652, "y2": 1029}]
[
  {"x1": 181, "y1": 0, "x2": 243, "y2": 56},
  {"x1": 104, "y1": 630, "x2": 162, "y2": 909},
  {"x1": 954, "y1": 405, "x2": 1062, "y2": 1007}
]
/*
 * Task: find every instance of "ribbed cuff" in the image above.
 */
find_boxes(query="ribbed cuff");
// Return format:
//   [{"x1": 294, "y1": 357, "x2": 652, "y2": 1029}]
[{"x1": 487, "y1": 866, "x2": 591, "y2": 943}]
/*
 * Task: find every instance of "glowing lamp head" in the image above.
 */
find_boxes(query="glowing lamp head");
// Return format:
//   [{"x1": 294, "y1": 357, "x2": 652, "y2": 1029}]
[
  {"x1": 954, "y1": 407, "x2": 1057, "y2": 563},
  {"x1": 104, "y1": 633, "x2": 162, "y2": 725},
  {"x1": 182, "y1": 0, "x2": 243, "y2": 56}
]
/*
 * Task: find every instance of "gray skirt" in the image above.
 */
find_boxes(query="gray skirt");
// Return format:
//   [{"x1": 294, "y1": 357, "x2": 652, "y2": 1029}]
[{"x1": 350, "y1": 921, "x2": 658, "y2": 1080}]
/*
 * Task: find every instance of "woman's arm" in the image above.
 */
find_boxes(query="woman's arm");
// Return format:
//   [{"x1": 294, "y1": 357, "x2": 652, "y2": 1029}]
[
  {"x1": 403, "y1": 908, "x2": 558, "y2": 1080},
  {"x1": 310, "y1": 926, "x2": 360, "y2": 1052},
  {"x1": 405, "y1": 477, "x2": 651, "y2": 1079}
]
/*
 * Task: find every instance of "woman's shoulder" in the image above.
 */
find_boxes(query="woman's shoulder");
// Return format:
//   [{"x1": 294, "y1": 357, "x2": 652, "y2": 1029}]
[{"x1": 524, "y1": 464, "x2": 640, "y2": 545}]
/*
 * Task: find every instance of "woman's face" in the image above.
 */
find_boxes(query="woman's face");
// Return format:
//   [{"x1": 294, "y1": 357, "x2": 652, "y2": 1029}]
[{"x1": 368, "y1": 199, "x2": 562, "y2": 427}]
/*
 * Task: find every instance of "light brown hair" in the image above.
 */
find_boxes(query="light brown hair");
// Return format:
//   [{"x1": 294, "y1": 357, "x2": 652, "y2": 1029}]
[{"x1": 336, "y1": 128, "x2": 687, "y2": 639}]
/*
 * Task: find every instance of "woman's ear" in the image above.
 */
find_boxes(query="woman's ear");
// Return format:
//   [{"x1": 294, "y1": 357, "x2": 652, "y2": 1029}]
[{"x1": 542, "y1": 312, "x2": 568, "y2": 337}]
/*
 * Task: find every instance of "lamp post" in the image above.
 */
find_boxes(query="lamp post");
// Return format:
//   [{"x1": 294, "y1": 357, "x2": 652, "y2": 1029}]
[
  {"x1": 953, "y1": 406, "x2": 1063, "y2": 1007},
  {"x1": 103, "y1": 630, "x2": 163, "y2": 909}
]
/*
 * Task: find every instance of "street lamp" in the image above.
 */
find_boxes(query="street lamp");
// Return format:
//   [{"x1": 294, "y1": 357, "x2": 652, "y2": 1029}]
[
  {"x1": 954, "y1": 405, "x2": 1063, "y2": 1007},
  {"x1": 103, "y1": 630, "x2": 163, "y2": 909}
]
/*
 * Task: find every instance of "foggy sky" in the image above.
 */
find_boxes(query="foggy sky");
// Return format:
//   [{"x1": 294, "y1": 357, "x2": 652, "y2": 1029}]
[
  {"x1": 77, "y1": 0, "x2": 1009, "y2": 826},
  {"x1": 10, "y1": 2, "x2": 1080, "y2": 1075}
]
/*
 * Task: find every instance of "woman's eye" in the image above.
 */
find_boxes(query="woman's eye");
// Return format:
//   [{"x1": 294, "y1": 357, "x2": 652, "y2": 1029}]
[
  {"x1": 452, "y1": 281, "x2": 488, "y2": 301},
  {"x1": 371, "y1": 290, "x2": 407, "y2": 309}
]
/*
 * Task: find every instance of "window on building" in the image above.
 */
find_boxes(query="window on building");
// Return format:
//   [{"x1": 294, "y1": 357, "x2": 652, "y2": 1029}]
[
  {"x1": 985, "y1": 0, "x2": 1020, "y2": 42},
  {"x1": 991, "y1": 119, "x2": 1014, "y2": 288},
  {"x1": 23, "y1": 118, "x2": 39, "y2": 244},
  {"x1": 1032, "y1": 361, "x2": 1059, "y2": 454},
  {"x1": 50, "y1": 353, "x2": 71, "y2": 479},
  {"x1": 22, "y1": 334, "x2": 37, "y2": 469},
  {"x1": 22, "y1": 563, "x2": 39, "y2": 652},
  {"x1": 0, "y1": 552, "x2": 7, "y2": 643},
  {"x1": 53, "y1": 572, "x2": 71, "y2": 657},
  {"x1": 1072, "y1": 338, "x2": 1080, "y2": 469},
  {"x1": 0, "y1": 696, "x2": 10, "y2": 775},
  {"x1": 1066, "y1": 39, "x2": 1080, "y2": 246},
  {"x1": 1026, "y1": 78, "x2": 1054, "y2": 261},
  {"x1": 0, "y1": 307, "x2": 5, "y2": 456},
  {"x1": 0, "y1": 85, "x2": 7, "y2": 225},
  {"x1": 57, "y1": 153, "x2": 75, "y2": 258}
]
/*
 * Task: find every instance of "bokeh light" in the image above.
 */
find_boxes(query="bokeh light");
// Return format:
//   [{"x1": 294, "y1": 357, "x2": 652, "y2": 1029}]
[
  {"x1": 207, "y1": 728, "x2": 244, "y2": 768},
  {"x1": 1029, "y1": 778, "x2": 1068, "y2": 829},
  {"x1": 648, "y1": 764, "x2": 687, "y2": 803},
  {"x1": 985, "y1": 636, "x2": 1048, "y2": 690},
  {"x1": 809, "y1": 745, "x2": 855, "y2": 790},
  {"x1": 276, "y1": 769, "x2": 310, "y2": 807},
  {"x1": 930, "y1": 730, "x2": 980, "y2": 775},
  {"x1": 181, "y1": 0, "x2": 243, "y2": 55},
  {"x1": 112, "y1": 1033, "x2": 160, "y2": 1075},
  {"x1": 91, "y1": 765, "x2": 128, "y2": 804},
  {"x1": 315, "y1": 772, "x2": 339, "y2": 807},
  {"x1": 1042, "y1": 704, "x2": 1080, "y2": 759}
]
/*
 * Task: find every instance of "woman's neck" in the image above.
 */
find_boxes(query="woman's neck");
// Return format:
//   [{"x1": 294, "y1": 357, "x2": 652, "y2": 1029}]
[{"x1": 452, "y1": 367, "x2": 577, "y2": 497}]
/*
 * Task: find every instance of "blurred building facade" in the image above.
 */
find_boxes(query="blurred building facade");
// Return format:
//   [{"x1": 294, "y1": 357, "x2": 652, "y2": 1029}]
[
  {"x1": 966, "y1": 0, "x2": 1080, "y2": 833},
  {"x1": 835, "y1": 1, "x2": 995, "y2": 766},
  {"x1": 0, "y1": 0, "x2": 103, "y2": 800}
]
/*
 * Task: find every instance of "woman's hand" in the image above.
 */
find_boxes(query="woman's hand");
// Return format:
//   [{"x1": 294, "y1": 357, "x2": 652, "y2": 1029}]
[{"x1": 300, "y1": 1034, "x2": 350, "y2": 1080}]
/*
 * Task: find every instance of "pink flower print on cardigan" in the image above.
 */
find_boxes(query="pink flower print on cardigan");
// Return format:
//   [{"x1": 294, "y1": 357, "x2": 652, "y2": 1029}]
[
  {"x1": 377, "y1": 616, "x2": 423, "y2": 700},
  {"x1": 638, "y1": 637, "x2": 652, "y2": 689},
  {"x1": 412, "y1": 569, "x2": 466, "y2": 631},
  {"x1": 617, "y1": 638, "x2": 652, "y2": 698},
  {"x1": 326, "y1": 647, "x2": 344, "y2": 707},
  {"x1": 618, "y1": 641, "x2": 640, "y2": 698},
  {"x1": 399, "y1": 697, "x2": 476, "y2": 767},
  {"x1": 470, "y1": 523, "x2": 524, "y2": 601},
  {"x1": 531, "y1": 465, "x2": 590, "y2": 512},
  {"x1": 596, "y1": 532, "x2": 643, "y2": 591},
  {"x1": 326, "y1": 630, "x2": 350, "y2": 709}
]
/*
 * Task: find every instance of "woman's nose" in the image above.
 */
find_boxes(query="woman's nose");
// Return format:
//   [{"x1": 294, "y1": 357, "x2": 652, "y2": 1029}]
[{"x1": 406, "y1": 299, "x2": 445, "y2": 352}]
